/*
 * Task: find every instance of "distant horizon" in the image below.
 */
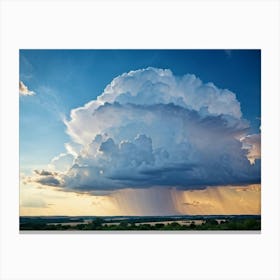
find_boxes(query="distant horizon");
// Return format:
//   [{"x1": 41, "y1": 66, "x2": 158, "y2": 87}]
[{"x1": 20, "y1": 214, "x2": 262, "y2": 218}]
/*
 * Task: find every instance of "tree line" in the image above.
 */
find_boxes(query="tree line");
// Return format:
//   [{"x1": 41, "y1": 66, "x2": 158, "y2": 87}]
[{"x1": 20, "y1": 217, "x2": 261, "y2": 231}]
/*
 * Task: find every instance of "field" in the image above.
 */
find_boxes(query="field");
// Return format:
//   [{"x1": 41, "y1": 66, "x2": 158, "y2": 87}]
[{"x1": 20, "y1": 215, "x2": 261, "y2": 231}]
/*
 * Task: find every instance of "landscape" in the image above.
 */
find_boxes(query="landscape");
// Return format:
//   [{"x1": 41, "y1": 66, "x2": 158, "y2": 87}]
[
  {"x1": 20, "y1": 215, "x2": 261, "y2": 231},
  {"x1": 20, "y1": 50, "x2": 261, "y2": 231}
]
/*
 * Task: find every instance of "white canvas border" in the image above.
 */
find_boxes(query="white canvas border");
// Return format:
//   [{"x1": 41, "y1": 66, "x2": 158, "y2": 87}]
[{"x1": 0, "y1": 0, "x2": 279, "y2": 279}]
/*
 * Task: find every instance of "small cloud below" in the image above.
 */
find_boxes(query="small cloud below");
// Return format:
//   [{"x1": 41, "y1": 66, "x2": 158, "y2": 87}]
[
  {"x1": 19, "y1": 81, "x2": 35, "y2": 96},
  {"x1": 34, "y1": 169, "x2": 58, "y2": 176},
  {"x1": 23, "y1": 169, "x2": 63, "y2": 187},
  {"x1": 183, "y1": 200, "x2": 201, "y2": 206}
]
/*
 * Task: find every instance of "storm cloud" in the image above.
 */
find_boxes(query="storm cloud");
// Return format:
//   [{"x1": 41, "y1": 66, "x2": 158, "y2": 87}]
[{"x1": 32, "y1": 67, "x2": 260, "y2": 192}]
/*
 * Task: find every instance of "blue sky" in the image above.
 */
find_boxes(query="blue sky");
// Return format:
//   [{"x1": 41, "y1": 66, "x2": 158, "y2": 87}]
[
  {"x1": 20, "y1": 49, "x2": 261, "y2": 176},
  {"x1": 20, "y1": 50, "x2": 261, "y2": 116}
]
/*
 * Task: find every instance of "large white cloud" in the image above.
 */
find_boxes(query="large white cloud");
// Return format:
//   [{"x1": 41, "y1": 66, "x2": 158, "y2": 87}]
[
  {"x1": 66, "y1": 68, "x2": 244, "y2": 145},
  {"x1": 31, "y1": 67, "x2": 260, "y2": 192}
]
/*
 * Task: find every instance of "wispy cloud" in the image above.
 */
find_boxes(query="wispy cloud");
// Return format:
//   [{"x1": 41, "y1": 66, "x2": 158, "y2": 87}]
[
  {"x1": 37, "y1": 85, "x2": 66, "y2": 121},
  {"x1": 19, "y1": 81, "x2": 35, "y2": 96}
]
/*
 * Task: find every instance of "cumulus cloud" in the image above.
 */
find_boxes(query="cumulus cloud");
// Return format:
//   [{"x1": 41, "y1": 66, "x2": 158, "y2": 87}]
[
  {"x1": 66, "y1": 68, "x2": 244, "y2": 145},
  {"x1": 30, "y1": 67, "x2": 260, "y2": 192},
  {"x1": 19, "y1": 81, "x2": 35, "y2": 96},
  {"x1": 25, "y1": 170, "x2": 63, "y2": 187},
  {"x1": 48, "y1": 153, "x2": 74, "y2": 172},
  {"x1": 241, "y1": 134, "x2": 261, "y2": 164}
]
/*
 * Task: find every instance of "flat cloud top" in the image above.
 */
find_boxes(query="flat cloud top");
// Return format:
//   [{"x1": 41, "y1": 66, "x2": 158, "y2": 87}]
[{"x1": 28, "y1": 67, "x2": 260, "y2": 192}]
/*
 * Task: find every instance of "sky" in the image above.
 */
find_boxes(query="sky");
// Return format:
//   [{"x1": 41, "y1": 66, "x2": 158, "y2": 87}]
[{"x1": 19, "y1": 50, "x2": 261, "y2": 216}]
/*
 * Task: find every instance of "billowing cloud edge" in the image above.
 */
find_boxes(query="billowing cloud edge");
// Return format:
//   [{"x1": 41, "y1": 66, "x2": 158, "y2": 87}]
[{"x1": 24, "y1": 67, "x2": 261, "y2": 193}]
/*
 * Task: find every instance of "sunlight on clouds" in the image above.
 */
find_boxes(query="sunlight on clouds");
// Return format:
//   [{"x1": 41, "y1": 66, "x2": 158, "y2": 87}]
[
  {"x1": 48, "y1": 153, "x2": 74, "y2": 172},
  {"x1": 53, "y1": 67, "x2": 259, "y2": 193},
  {"x1": 240, "y1": 134, "x2": 261, "y2": 164},
  {"x1": 20, "y1": 67, "x2": 260, "y2": 216}
]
